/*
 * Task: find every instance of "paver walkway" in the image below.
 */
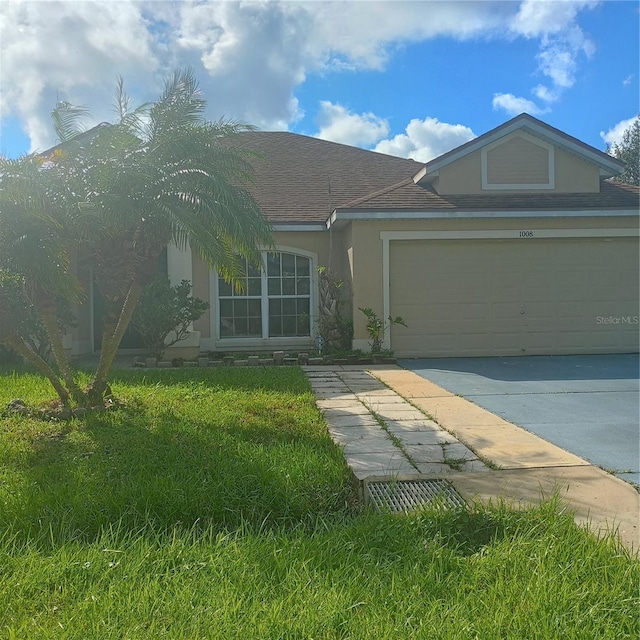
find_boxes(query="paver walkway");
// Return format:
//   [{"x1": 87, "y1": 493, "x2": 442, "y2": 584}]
[
  {"x1": 308, "y1": 368, "x2": 488, "y2": 479},
  {"x1": 305, "y1": 365, "x2": 639, "y2": 552}
]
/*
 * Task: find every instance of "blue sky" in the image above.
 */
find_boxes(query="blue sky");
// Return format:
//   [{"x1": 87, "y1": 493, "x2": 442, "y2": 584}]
[{"x1": 1, "y1": 1, "x2": 638, "y2": 162}]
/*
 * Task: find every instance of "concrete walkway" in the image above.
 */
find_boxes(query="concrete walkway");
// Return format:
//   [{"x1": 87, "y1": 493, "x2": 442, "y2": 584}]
[{"x1": 304, "y1": 365, "x2": 639, "y2": 552}]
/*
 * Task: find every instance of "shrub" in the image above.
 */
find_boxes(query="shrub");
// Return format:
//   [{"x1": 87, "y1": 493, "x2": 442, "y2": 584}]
[{"x1": 130, "y1": 276, "x2": 209, "y2": 360}]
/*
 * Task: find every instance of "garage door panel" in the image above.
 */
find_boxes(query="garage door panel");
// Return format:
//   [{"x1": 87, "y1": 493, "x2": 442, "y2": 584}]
[
  {"x1": 524, "y1": 302, "x2": 559, "y2": 319},
  {"x1": 492, "y1": 302, "x2": 522, "y2": 319},
  {"x1": 464, "y1": 302, "x2": 493, "y2": 320},
  {"x1": 390, "y1": 237, "x2": 639, "y2": 357}
]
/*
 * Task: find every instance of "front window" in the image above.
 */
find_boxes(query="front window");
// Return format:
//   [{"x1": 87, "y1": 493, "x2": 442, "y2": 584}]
[{"x1": 218, "y1": 252, "x2": 312, "y2": 338}]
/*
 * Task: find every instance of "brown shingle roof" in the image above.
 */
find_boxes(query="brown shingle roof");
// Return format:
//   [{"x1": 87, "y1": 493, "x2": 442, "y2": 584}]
[
  {"x1": 237, "y1": 131, "x2": 423, "y2": 224},
  {"x1": 339, "y1": 178, "x2": 640, "y2": 213},
  {"x1": 239, "y1": 131, "x2": 638, "y2": 226}
]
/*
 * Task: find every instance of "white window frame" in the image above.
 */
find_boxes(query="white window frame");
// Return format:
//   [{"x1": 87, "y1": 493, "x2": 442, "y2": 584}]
[{"x1": 212, "y1": 246, "x2": 318, "y2": 346}]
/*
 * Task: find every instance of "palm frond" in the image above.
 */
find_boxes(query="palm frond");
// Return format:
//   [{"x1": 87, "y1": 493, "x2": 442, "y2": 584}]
[
  {"x1": 147, "y1": 67, "x2": 206, "y2": 140},
  {"x1": 51, "y1": 101, "x2": 91, "y2": 143},
  {"x1": 112, "y1": 75, "x2": 151, "y2": 138}
]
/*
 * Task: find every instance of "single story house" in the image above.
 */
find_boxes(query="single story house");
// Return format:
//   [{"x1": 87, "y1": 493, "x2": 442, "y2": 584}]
[{"x1": 66, "y1": 112, "x2": 640, "y2": 358}]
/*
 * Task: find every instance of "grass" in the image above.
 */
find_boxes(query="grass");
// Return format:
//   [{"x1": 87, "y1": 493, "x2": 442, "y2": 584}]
[{"x1": 0, "y1": 366, "x2": 638, "y2": 639}]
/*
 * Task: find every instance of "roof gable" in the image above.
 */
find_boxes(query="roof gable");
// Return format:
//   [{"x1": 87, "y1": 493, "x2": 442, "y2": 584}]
[{"x1": 414, "y1": 113, "x2": 625, "y2": 185}]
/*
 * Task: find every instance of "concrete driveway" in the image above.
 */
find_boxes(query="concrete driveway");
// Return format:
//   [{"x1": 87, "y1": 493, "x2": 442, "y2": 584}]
[{"x1": 399, "y1": 354, "x2": 640, "y2": 485}]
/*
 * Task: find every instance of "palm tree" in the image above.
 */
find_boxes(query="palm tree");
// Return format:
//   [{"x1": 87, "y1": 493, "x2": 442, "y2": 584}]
[
  {"x1": 3, "y1": 69, "x2": 273, "y2": 407},
  {"x1": 0, "y1": 154, "x2": 85, "y2": 405}
]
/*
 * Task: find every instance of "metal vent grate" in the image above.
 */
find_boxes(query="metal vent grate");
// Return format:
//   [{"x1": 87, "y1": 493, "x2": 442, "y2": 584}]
[{"x1": 366, "y1": 479, "x2": 466, "y2": 512}]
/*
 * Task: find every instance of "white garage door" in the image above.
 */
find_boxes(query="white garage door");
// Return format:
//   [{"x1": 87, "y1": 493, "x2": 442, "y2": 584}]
[{"x1": 389, "y1": 237, "x2": 639, "y2": 357}]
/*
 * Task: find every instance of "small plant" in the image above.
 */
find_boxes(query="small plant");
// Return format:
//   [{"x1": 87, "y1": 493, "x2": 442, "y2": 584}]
[
  {"x1": 359, "y1": 307, "x2": 407, "y2": 353},
  {"x1": 131, "y1": 276, "x2": 209, "y2": 360},
  {"x1": 318, "y1": 266, "x2": 353, "y2": 353}
]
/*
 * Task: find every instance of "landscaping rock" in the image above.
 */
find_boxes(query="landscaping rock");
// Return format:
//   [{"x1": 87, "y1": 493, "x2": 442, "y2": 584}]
[
  {"x1": 273, "y1": 351, "x2": 284, "y2": 365},
  {"x1": 283, "y1": 357, "x2": 298, "y2": 366},
  {"x1": 145, "y1": 357, "x2": 158, "y2": 368},
  {"x1": 158, "y1": 361, "x2": 171, "y2": 368},
  {"x1": 198, "y1": 357, "x2": 209, "y2": 367},
  {"x1": 248, "y1": 356, "x2": 260, "y2": 366},
  {"x1": 209, "y1": 360, "x2": 223, "y2": 367},
  {"x1": 308, "y1": 358, "x2": 324, "y2": 365},
  {"x1": 298, "y1": 353, "x2": 309, "y2": 365},
  {"x1": 7, "y1": 399, "x2": 28, "y2": 415},
  {"x1": 223, "y1": 356, "x2": 235, "y2": 366},
  {"x1": 259, "y1": 358, "x2": 274, "y2": 366}
]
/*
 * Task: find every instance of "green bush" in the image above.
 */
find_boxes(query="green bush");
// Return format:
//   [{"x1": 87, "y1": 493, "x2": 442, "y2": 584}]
[{"x1": 130, "y1": 276, "x2": 209, "y2": 360}]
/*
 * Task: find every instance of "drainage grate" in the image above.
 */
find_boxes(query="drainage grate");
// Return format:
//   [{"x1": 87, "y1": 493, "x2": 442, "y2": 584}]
[{"x1": 365, "y1": 479, "x2": 466, "y2": 512}]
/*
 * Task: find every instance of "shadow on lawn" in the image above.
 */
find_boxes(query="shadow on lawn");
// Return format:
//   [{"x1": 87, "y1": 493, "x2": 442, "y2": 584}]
[
  {"x1": 4, "y1": 388, "x2": 350, "y2": 549},
  {"x1": 1, "y1": 367, "x2": 560, "y2": 561}
]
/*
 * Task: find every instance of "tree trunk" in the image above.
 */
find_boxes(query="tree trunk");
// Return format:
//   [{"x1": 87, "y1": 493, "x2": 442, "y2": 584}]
[
  {"x1": 87, "y1": 281, "x2": 144, "y2": 406},
  {"x1": 36, "y1": 297, "x2": 86, "y2": 405},
  {"x1": 6, "y1": 336, "x2": 70, "y2": 406}
]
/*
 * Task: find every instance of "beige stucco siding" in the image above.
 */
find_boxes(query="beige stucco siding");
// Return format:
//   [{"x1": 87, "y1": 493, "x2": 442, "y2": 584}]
[
  {"x1": 553, "y1": 147, "x2": 600, "y2": 192},
  {"x1": 349, "y1": 222, "x2": 386, "y2": 345},
  {"x1": 346, "y1": 217, "x2": 638, "y2": 355},
  {"x1": 435, "y1": 150, "x2": 482, "y2": 194},
  {"x1": 330, "y1": 223, "x2": 354, "y2": 318},
  {"x1": 388, "y1": 234, "x2": 639, "y2": 357},
  {"x1": 192, "y1": 255, "x2": 211, "y2": 338}
]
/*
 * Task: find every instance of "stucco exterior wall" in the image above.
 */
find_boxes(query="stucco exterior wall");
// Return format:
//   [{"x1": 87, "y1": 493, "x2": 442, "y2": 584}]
[
  {"x1": 346, "y1": 215, "x2": 639, "y2": 352},
  {"x1": 435, "y1": 150, "x2": 482, "y2": 194},
  {"x1": 192, "y1": 254, "x2": 211, "y2": 339},
  {"x1": 554, "y1": 147, "x2": 600, "y2": 192}
]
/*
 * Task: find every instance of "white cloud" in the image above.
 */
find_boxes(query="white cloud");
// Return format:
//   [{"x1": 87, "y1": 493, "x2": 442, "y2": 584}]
[
  {"x1": 493, "y1": 0, "x2": 598, "y2": 117},
  {"x1": 0, "y1": 1, "x2": 160, "y2": 152},
  {"x1": 536, "y1": 26, "x2": 595, "y2": 91},
  {"x1": 600, "y1": 116, "x2": 638, "y2": 147},
  {"x1": 532, "y1": 84, "x2": 559, "y2": 104},
  {"x1": 492, "y1": 93, "x2": 547, "y2": 117},
  {"x1": 623, "y1": 74, "x2": 634, "y2": 87},
  {"x1": 315, "y1": 101, "x2": 389, "y2": 147},
  {"x1": 509, "y1": 0, "x2": 597, "y2": 38},
  {"x1": 0, "y1": 0, "x2": 603, "y2": 154},
  {"x1": 374, "y1": 117, "x2": 476, "y2": 163}
]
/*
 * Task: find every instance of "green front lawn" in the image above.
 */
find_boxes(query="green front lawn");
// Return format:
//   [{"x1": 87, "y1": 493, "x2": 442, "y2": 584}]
[{"x1": 0, "y1": 367, "x2": 638, "y2": 639}]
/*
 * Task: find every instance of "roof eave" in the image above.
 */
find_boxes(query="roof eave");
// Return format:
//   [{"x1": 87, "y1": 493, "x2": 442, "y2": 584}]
[{"x1": 326, "y1": 206, "x2": 639, "y2": 229}]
